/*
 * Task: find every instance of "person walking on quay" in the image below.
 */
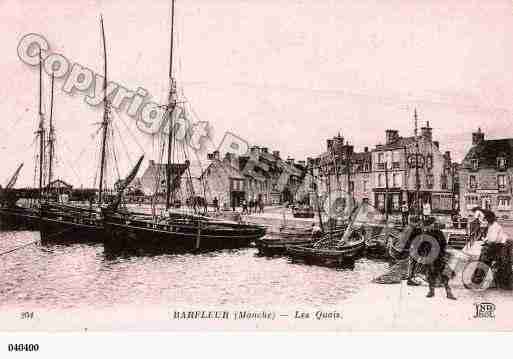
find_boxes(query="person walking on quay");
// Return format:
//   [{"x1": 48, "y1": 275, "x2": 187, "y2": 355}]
[
  {"x1": 242, "y1": 200, "x2": 248, "y2": 214},
  {"x1": 473, "y1": 210, "x2": 512, "y2": 290},
  {"x1": 231, "y1": 198, "x2": 236, "y2": 212},
  {"x1": 213, "y1": 197, "x2": 219, "y2": 213},
  {"x1": 401, "y1": 201, "x2": 409, "y2": 227},
  {"x1": 420, "y1": 217, "x2": 456, "y2": 300}
]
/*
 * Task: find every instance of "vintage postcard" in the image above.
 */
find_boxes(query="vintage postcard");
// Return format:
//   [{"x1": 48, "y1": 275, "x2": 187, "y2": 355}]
[{"x1": 1, "y1": 0, "x2": 513, "y2": 343}]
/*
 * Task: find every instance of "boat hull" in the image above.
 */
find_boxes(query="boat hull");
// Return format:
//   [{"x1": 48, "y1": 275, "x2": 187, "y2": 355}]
[
  {"x1": 38, "y1": 203, "x2": 104, "y2": 243},
  {"x1": 39, "y1": 216, "x2": 104, "y2": 243},
  {"x1": 103, "y1": 214, "x2": 267, "y2": 252},
  {"x1": 0, "y1": 207, "x2": 40, "y2": 230},
  {"x1": 255, "y1": 238, "x2": 315, "y2": 256},
  {"x1": 285, "y1": 233, "x2": 365, "y2": 267}
]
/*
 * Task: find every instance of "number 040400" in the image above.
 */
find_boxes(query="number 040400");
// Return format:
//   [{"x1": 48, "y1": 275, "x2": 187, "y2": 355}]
[{"x1": 8, "y1": 344, "x2": 39, "y2": 352}]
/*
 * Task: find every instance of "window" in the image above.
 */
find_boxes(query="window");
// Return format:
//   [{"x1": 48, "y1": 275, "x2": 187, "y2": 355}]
[
  {"x1": 498, "y1": 196, "x2": 511, "y2": 210},
  {"x1": 363, "y1": 162, "x2": 370, "y2": 172},
  {"x1": 392, "y1": 161, "x2": 400, "y2": 169},
  {"x1": 426, "y1": 174, "x2": 434, "y2": 189},
  {"x1": 498, "y1": 175, "x2": 506, "y2": 189},
  {"x1": 378, "y1": 153, "x2": 384, "y2": 164},
  {"x1": 392, "y1": 173, "x2": 400, "y2": 187},
  {"x1": 363, "y1": 180, "x2": 368, "y2": 192},
  {"x1": 392, "y1": 194, "x2": 400, "y2": 210},
  {"x1": 377, "y1": 194, "x2": 385, "y2": 211},
  {"x1": 497, "y1": 157, "x2": 507, "y2": 170},
  {"x1": 466, "y1": 195, "x2": 479, "y2": 209},
  {"x1": 432, "y1": 194, "x2": 453, "y2": 211},
  {"x1": 441, "y1": 175, "x2": 448, "y2": 190},
  {"x1": 378, "y1": 174, "x2": 384, "y2": 187},
  {"x1": 426, "y1": 154, "x2": 433, "y2": 169},
  {"x1": 469, "y1": 175, "x2": 477, "y2": 189},
  {"x1": 349, "y1": 181, "x2": 354, "y2": 193},
  {"x1": 471, "y1": 159, "x2": 479, "y2": 171}
]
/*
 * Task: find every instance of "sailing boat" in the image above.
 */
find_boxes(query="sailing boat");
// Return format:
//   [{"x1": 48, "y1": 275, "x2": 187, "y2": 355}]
[
  {"x1": 101, "y1": 0, "x2": 266, "y2": 252},
  {"x1": 0, "y1": 48, "x2": 49, "y2": 230},
  {"x1": 39, "y1": 15, "x2": 126, "y2": 242}
]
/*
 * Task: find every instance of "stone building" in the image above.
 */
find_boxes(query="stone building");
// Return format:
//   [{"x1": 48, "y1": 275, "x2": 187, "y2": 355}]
[
  {"x1": 316, "y1": 134, "x2": 373, "y2": 207},
  {"x1": 201, "y1": 146, "x2": 307, "y2": 207},
  {"x1": 371, "y1": 118, "x2": 456, "y2": 215},
  {"x1": 459, "y1": 128, "x2": 513, "y2": 219},
  {"x1": 201, "y1": 151, "x2": 246, "y2": 209},
  {"x1": 138, "y1": 160, "x2": 189, "y2": 199}
]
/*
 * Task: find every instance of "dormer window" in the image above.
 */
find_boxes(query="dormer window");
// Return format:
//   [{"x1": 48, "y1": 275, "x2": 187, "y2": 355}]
[
  {"x1": 497, "y1": 157, "x2": 507, "y2": 170},
  {"x1": 471, "y1": 159, "x2": 479, "y2": 171}
]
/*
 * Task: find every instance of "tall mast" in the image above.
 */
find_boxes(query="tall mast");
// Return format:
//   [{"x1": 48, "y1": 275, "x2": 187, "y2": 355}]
[
  {"x1": 47, "y1": 72, "x2": 55, "y2": 187},
  {"x1": 165, "y1": 0, "x2": 177, "y2": 210},
  {"x1": 98, "y1": 15, "x2": 110, "y2": 204},
  {"x1": 414, "y1": 108, "x2": 421, "y2": 217},
  {"x1": 37, "y1": 48, "x2": 45, "y2": 200}
]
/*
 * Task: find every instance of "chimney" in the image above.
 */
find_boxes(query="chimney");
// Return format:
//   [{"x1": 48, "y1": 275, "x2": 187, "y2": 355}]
[
  {"x1": 364, "y1": 146, "x2": 369, "y2": 153},
  {"x1": 286, "y1": 157, "x2": 295, "y2": 165},
  {"x1": 433, "y1": 141, "x2": 439, "y2": 149},
  {"x1": 385, "y1": 129, "x2": 399, "y2": 145},
  {"x1": 297, "y1": 160, "x2": 306, "y2": 167},
  {"x1": 444, "y1": 151, "x2": 451, "y2": 160},
  {"x1": 149, "y1": 160, "x2": 155, "y2": 166},
  {"x1": 272, "y1": 150, "x2": 280, "y2": 159},
  {"x1": 421, "y1": 121, "x2": 433, "y2": 142},
  {"x1": 472, "y1": 127, "x2": 485, "y2": 145},
  {"x1": 261, "y1": 147, "x2": 268, "y2": 153},
  {"x1": 327, "y1": 139, "x2": 334, "y2": 151}
]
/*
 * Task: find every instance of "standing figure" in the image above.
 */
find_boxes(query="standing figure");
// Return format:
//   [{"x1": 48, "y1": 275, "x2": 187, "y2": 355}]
[
  {"x1": 258, "y1": 199, "x2": 264, "y2": 213},
  {"x1": 420, "y1": 217, "x2": 456, "y2": 300},
  {"x1": 401, "y1": 201, "x2": 409, "y2": 227},
  {"x1": 213, "y1": 197, "x2": 219, "y2": 213},
  {"x1": 473, "y1": 210, "x2": 512, "y2": 290},
  {"x1": 242, "y1": 200, "x2": 248, "y2": 214}
]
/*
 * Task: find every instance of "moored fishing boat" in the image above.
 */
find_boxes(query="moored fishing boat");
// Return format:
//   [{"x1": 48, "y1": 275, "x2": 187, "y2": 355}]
[
  {"x1": 285, "y1": 230, "x2": 365, "y2": 267},
  {"x1": 103, "y1": 209, "x2": 266, "y2": 252},
  {"x1": 255, "y1": 224, "x2": 347, "y2": 256},
  {"x1": 38, "y1": 16, "x2": 120, "y2": 243},
  {"x1": 102, "y1": 0, "x2": 267, "y2": 253}
]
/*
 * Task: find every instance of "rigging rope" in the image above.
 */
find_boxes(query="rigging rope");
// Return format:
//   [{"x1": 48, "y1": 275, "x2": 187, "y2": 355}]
[{"x1": 0, "y1": 240, "x2": 39, "y2": 257}]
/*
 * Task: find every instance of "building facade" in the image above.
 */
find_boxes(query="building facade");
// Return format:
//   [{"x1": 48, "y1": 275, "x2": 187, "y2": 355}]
[
  {"x1": 371, "y1": 121, "x2": 457, "y2": 215},
  {"x1": 316, "y1": 134, "x2": 373, "y2": 209},
  {"x1": 459, "y1": 128, "x2": 513, "y2": 219}
]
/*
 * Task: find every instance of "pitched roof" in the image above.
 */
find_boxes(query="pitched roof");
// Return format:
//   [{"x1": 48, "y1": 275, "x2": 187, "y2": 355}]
[
  {"x1": 201, "y1": 160, "x2": 245, "y2": 180},
  {"x1": 374, "y1": 136, "x2": 415, "y2": 151},
  {"x1": 462, "y1": 139, "x2": 513, "y2": 169}
]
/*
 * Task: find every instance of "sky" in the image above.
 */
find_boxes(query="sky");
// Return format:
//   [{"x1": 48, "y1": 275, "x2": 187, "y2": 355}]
[{"x1": 1, "y1": 0, "x2": 513, "y2": 187}]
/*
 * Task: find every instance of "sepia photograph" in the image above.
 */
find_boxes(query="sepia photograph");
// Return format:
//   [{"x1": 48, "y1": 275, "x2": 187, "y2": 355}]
[{"x1": 1, "y1": 0, "x2": 513, "y2": 351}]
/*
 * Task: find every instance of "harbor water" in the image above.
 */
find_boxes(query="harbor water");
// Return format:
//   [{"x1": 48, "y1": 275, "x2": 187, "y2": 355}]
[{"x1": 0, "y1": 230, "x2": 389, "y2": 311}]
